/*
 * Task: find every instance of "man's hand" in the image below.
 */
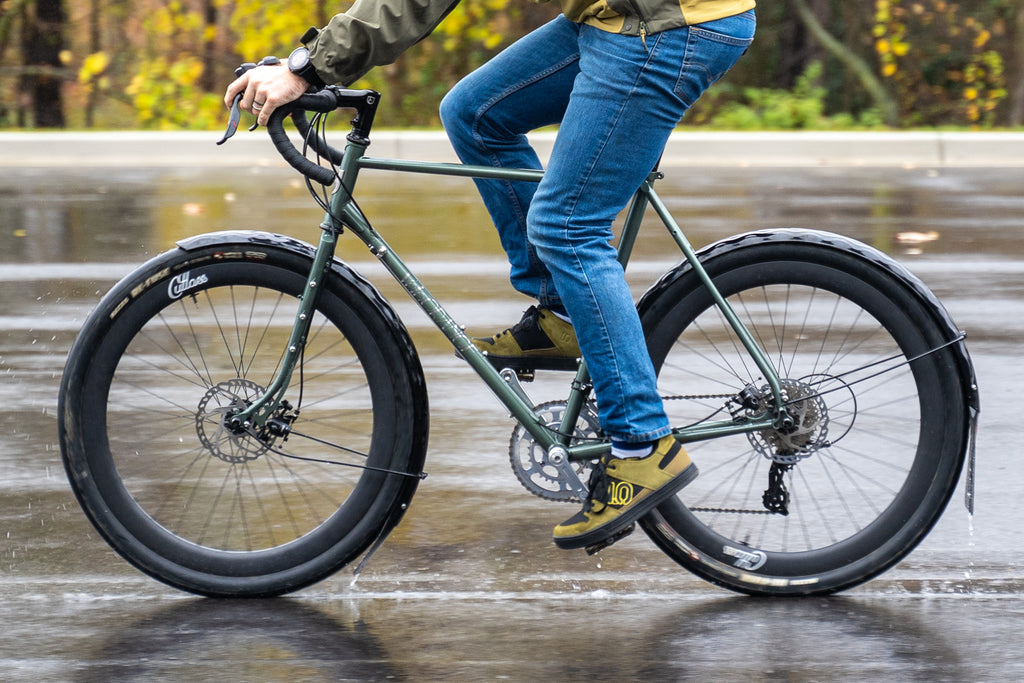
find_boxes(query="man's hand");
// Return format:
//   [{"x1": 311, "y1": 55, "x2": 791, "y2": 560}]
[{"x1": 224, "y1": 64, "x2": 312, "y2": 128}]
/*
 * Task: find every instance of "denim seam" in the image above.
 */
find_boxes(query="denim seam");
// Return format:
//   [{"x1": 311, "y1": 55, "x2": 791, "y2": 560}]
[
  {"x1": 689, "y1": 26, "x2": 755, "y2": 48},
  {"x1": 468, "y1": 54, "x2": 581, "y2": 163},
  {"x1": 676, "y1": 28, "x2": 712, "y2": 106}
]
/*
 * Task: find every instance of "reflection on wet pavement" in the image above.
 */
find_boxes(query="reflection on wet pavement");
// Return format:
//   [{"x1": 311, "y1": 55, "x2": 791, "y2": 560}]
[{"x1": 2, "y1": 164, "x2": 1023, "y2": 679}]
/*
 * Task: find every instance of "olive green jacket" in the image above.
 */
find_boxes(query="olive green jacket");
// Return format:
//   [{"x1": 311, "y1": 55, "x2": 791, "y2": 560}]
[{"x1": 306, "y1": 0, "x2": 754, "y2": 85}]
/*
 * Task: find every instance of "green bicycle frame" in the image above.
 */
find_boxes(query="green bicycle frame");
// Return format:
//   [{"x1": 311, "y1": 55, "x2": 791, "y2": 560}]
[{"x1": 235, "y1": 135, "x2": 789, "y2": 463}]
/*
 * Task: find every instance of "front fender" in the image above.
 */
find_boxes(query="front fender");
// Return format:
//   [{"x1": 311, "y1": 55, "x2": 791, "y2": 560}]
[{"x1": 176, "y1": 229, "x2": 407, "y2": 357}]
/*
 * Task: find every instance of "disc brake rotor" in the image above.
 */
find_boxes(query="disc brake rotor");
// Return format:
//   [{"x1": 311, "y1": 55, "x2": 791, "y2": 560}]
[
  {"x1": 509, "y1": 400, "x2": 601, "y2": 502},
  {"x1": 195, "y1": 378, "x2": 271, "y2": 463},
  {"x1": 747, "y1": 377, "x2": 840, "y2": 464}
]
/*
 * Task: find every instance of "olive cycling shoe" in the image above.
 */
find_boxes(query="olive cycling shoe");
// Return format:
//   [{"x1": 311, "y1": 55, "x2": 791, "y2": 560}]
[
  {"x1": 553, "y1": 435, "x2": 698, "y2": 550},
  {"x1": 468, "y1": 305, "x2": 581, "y2": 373}
]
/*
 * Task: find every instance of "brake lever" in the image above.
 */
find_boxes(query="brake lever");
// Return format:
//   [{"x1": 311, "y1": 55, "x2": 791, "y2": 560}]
[
  {"x1": 216, "y1": 92, "x2": 244, "y2": 145},
  {"x1": 216, "y1": 57, "x2": 280, "y2": 145}
]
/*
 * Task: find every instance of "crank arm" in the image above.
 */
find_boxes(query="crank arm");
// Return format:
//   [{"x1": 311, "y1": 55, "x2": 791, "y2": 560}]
[{"x1": 547, "y1": 445, "x2": 588, "y2": 501}]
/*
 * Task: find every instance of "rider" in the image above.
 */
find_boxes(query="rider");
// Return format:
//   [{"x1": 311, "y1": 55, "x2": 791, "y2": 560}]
[{"x1": 225, "y1": 0, "x2": 755, "y2": 551}]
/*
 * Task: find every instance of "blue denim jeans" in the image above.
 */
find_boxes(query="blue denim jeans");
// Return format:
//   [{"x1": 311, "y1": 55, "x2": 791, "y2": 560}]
[{"x1": 440, "y1": 11, "x2": 755, "y2": 443}]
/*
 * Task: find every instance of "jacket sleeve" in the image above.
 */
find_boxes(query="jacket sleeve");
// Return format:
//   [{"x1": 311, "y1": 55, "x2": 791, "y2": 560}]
[{"x1": 305, "y1": 0, "x2": 462, "y2": 85}]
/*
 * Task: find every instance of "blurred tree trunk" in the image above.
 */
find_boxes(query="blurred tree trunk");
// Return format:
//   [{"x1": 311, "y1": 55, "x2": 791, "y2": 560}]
[
  {"x1": 791, "y1": 0, "x2": 899, "y2": 126},
  {"x1": 200, "y1": 0, "x2": 218, "y2": 93},
  {"x1": 789, "y1": 0, "x2": 827, "y2": 83},
  {"x1": 21, "y1": 0, "x2": 66, "y2": 127},
  {"x1": 1010, "y1": 3, "x2": 1024, "y2": 126},
  {"x1": 774, "y1": 5, "x2": 809, "y2": 88},
  {"x1": 84, "y1": 0, "x2": 99, "y2": 127}
]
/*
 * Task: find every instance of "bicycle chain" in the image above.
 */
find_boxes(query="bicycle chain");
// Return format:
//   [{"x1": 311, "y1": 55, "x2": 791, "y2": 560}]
[
  {"x1": 689, "y1": 463, "x2": 792, "y2": 516},
  {"x1": 689, "y1": 507, "x2": 777, "y2": 515},
  {"x1": 661, "y1": 392, "x2": 737, "y2": 402}
]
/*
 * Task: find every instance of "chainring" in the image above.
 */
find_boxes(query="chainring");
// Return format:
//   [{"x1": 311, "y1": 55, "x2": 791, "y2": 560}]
[{"x1": 509, "y1": 400, "x2": 601, "y2": 502}]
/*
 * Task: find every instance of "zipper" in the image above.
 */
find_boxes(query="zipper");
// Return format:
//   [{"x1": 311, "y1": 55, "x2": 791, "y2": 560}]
[{"x1": 624, "y1": 0, "x2": 649, "y2": 51}]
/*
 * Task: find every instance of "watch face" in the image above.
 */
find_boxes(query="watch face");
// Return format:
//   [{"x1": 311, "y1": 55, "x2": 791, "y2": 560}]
[{"x1": 289, "y1": 48, "x2": 309, "y2": 71}]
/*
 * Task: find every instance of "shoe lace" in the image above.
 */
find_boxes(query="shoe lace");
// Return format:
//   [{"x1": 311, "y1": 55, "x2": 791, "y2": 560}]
[
  {"x1": 496, "y1": 305, "x2": 541, "y2": 339},
  {"x1": 583, "y1": 459, "x2": 611, "y2": 512}
]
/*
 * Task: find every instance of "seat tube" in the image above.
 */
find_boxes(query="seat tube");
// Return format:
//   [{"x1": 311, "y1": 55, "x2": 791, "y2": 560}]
[
  {"x1": 617, "y1": 179, "x2": 654, "y2": 268},
  {"x1": 646, "y1": 186, "x2": 786, "y2": 409}
]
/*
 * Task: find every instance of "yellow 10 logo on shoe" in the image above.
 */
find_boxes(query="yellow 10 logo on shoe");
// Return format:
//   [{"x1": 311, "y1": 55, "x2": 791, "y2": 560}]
[{"x1": 608, "y1": 481, "x2": 635, "y2": 507}]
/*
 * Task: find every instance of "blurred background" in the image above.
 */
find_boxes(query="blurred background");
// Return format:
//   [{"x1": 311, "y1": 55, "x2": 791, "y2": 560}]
[{"x1": 2, "y1": 0, "x2": 1023, "y2": 131}]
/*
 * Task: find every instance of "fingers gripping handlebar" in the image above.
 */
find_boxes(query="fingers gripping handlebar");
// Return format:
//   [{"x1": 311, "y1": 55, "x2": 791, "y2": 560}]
[{"x1": 219, "y1": 61, "x2": 380, "y2": 186}]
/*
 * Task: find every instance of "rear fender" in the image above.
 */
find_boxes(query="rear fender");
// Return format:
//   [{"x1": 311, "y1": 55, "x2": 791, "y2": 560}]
[{"x1": 637, "y1": 228, "x2": 979, "y2": 509}]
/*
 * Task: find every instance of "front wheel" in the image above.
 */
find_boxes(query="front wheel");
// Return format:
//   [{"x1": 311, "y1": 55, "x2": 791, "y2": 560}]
[
  {"x1": 638, "y1": 232, "x2": 972, "y2": 596},
  {"x1": 59, "y1": 237, "x2": 428, "y2": 597}
]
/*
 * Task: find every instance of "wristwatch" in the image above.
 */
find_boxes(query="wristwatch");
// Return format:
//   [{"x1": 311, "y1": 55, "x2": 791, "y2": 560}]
[{"x1": 288, "y1": 47, "x2": 326, "y2": 89}]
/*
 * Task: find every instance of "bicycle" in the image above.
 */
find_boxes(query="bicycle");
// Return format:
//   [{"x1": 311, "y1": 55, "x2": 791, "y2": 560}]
[{"x1": 58, "y1": 83, "x2": 980, "y2": 598}]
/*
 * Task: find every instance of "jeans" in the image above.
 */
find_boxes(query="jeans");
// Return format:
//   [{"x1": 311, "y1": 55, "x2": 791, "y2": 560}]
[{"x1": 440, "y1": 11, "x2": 755, "y2": 443}]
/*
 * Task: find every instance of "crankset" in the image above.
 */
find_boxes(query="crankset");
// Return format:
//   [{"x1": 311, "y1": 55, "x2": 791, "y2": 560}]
[{"x1": 509, "y1": 400, "x2": 602, "y2": 502}]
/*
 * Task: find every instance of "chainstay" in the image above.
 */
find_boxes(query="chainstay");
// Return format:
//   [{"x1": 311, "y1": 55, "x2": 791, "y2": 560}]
[{"x1": 666, "y1": 393, "x2": 788, "y2": 516}]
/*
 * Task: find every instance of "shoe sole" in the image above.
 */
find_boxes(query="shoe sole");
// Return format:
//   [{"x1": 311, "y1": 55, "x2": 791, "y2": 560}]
[{"x1": 553, "y1": 462, "x2": 699, "y2": 550}]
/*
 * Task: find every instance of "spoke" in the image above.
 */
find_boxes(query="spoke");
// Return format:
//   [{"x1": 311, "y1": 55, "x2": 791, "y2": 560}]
[
  {"x1": 239, "y1": 288, "x2": 288, "y2": 381},
  {"x1": 178, "y1": 298, "x2": 217, "y2": 387},
  {"x1": 207, "y1": 288, "x2": 243, "y2": 378},
  {"x1": 791, "y1": 464, "x2": 838, "y2": 546}
]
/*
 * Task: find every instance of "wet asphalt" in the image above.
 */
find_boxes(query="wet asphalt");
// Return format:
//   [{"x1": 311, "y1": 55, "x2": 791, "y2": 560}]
[{"x1": 1, "y1": 139, "x2": 1023, "y2": 680}]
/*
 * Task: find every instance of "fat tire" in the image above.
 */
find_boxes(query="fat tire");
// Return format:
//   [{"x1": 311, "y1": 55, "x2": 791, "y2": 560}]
[
  {"x1": 637, "y1": 232, "x2": 970, "y2": 596},
  {"x1": 59, "y1": 239, "x2": 427, "y2": 597}
]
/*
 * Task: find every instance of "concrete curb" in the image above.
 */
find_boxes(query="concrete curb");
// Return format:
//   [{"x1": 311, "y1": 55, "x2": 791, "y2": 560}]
[{"x1": 2, "y1": 130, "x2": 1024, "y2": 167}]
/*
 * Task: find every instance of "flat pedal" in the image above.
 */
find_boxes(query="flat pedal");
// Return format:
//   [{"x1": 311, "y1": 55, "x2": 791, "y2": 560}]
[{"x1": 585, "y1": 523, "x2": 635, "y2": 555}]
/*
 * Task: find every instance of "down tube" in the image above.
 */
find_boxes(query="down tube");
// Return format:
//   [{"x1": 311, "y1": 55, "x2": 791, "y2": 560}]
[{"x1": 335, "y1": 201, "x2": 559, "y2": 448}]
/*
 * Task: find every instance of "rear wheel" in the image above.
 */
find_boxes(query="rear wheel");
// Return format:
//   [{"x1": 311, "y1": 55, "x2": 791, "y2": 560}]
[
  {"x1": 639, "y1": 238, "x2": 968, "y2": 595},
  {"x1": 59, "y1": 242, "x2": 427, "y2": 596}
]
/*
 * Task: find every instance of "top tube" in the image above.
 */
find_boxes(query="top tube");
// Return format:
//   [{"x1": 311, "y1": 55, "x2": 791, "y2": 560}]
[{"x1": 358, "y1": 157, "x2": 544, "y2": 183}]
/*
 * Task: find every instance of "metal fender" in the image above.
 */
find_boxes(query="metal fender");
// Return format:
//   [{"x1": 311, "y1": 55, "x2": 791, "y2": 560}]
[{"x1": 636, "y1": 228, "x2": 979, "y2": 508}]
